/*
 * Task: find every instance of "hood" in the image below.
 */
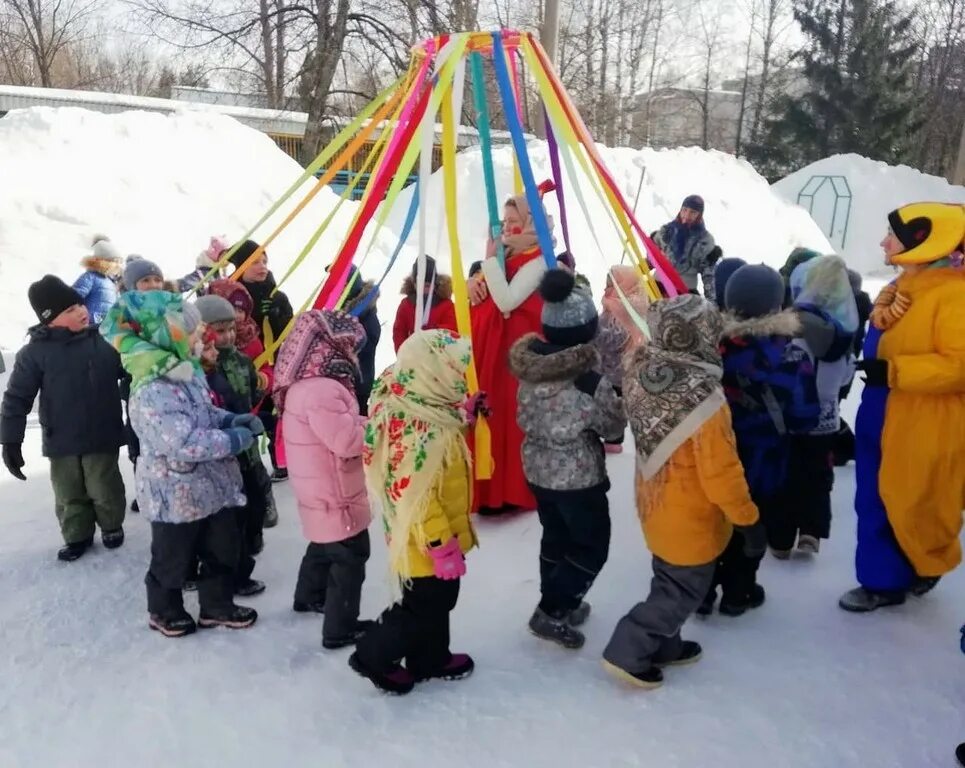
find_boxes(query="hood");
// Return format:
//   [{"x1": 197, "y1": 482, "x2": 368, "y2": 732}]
[
  {"x1": 402, "y1": 274, "x2": 453, "y2": 304},
  {"x1": 342, "y1": 280, "x2": 378, "y2": 315},
  {"x1": 796, "y1": 309, "x2": 835, "y2": 360},
  {"x1": 723, "y1": 309, "x2": 801, "y2": 341},
  {"x1": 28, "y1": 325, "x2": 95, "y2": 343},
  {"x1": 509, "y1": 333, "x2": 598, "y2": 384},
  {"x1": 81, "y1": 256, "x2": 121, "y2": 277}
]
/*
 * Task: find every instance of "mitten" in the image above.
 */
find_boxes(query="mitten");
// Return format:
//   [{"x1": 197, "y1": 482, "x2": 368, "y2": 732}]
[
  {"x1": 707, "y1": 246, "x2": 723, "y2": 265},
  {"x1": 857, "y1": 358, "x2": 889, "y2": 388},
  {"x1": 2, "y1": 443, "x2": 26, "y2": 481},
  {"x1": 231, "y1": 413, "x2": 265, "y2": 436},
  {"x1": 574, "y1": 371, "x2": 602, "y2": 397},
  {"x1": 224, "y1": 427, "x2": 255, "y2": 455},
  {"x1": 464, "y1": 391, "x2": 492, "y2": 427},
  {"x1": 427, "y1": 537, "x2": 466, "y2": 580},
  {"x1": 737, "y1": 521, "x2": 768, "y2": 559}
]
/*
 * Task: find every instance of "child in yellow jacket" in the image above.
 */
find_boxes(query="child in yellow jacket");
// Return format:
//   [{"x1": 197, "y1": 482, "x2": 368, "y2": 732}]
[
  {"x1": 352, "y1": 329, "x2": 484, "y2": 695},
  {"x1": 603, "y1": 295, "x2": 765, "y2": 689}
]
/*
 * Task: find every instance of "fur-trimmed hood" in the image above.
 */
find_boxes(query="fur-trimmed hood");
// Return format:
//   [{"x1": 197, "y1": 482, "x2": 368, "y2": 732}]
[
  {"x1": 722, "y1": 309, "x2": 801, "y2": 340},
  {"x1": 80, "y1": 255, "x2": 121, "y2": 277},
  {"x1": 402, "y1": 274, "x2": 453, "y2": 304},
  {"x1": 509, "y1": 333, "x2": 598, "y2": 384},
  {"x1": 341, "y1": 280, "x2": 378, "y2": 315}
]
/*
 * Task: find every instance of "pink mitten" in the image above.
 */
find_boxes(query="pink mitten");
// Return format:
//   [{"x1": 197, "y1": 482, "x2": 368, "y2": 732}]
[
  {"x1": 427, "y1": 537, "x2": 466, "y2": 580},
  {"x1": 464, "y1": 391, "x2": 492, "y2": 427}
]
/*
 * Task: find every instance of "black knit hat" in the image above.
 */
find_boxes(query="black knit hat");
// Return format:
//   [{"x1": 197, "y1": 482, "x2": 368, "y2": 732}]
[
  {"x1": 539, "y1": 269, "x2": 598, "y2": 347},
  {"x1": 228, "y1": 239, "x2": 264, "y2": 270},
  {"x1": 411, "y1": 255, "x2": 437, "y2": 284},
  {"x1": 724, "y1": 264, "x2": 785, "y2": 319},
  {"x1": 682, "y1": 194, "x2": 705, "y2": 214},
  {"x1": 29, "y1": 275, "x2": 82, "y2": 325}
]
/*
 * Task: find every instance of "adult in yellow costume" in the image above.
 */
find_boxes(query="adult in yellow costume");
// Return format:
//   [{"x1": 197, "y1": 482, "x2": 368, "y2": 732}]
[{"x1": 840, "y1": 203, "x2": 965, "y2": 612}]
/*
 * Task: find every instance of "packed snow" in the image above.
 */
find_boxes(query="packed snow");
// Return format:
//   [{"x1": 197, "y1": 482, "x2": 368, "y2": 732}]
[
  {"x1": 1, "y1": 107, "x2": 963, "y2": 768},
  {"x1": 774, "y1": 154, "x2": 965, "y2": 276}
]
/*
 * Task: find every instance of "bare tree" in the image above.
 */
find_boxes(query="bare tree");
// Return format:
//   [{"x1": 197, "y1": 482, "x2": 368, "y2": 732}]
[{"x1": 0, "y1": 0, "x2": 99, "y2": 86}]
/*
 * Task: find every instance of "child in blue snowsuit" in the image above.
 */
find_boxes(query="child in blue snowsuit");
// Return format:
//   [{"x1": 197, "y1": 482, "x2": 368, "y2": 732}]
[{"x1": 73, "y1": 236, "x2": 122, "y2": 326}]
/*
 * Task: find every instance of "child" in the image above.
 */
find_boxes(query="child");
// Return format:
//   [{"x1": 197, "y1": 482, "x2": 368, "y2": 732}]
[
  {"x1": 0, "y1": 275, "x2": 127, "y2": 561},
  {"x1": 340, "y1": 264, "x2": 381, "y2": 415},
  {"x1": 510, "y1": 269, "x2": 626, "y2": 649},
  {"x1": 351, "y1": 329, "x2": 478, "y2": 695},
  {"x1": 102, "y1": 291, "x2": 260, "y2": 637},
  {"x1": 178, "y1": 236, "x2": 228, "y2": 294},
  {"x1": 712, "y1": 257, "x2": 748, "y2": 311},
  {"x1": 392, "y1": 256, "x2": 458, "y2": 352},
  {"x1": 699, "y1": 264, "x2": 820, "y2": 616},
  {"x1": 602, "y1": 295, "x2": 764, "y2": 689},
  {"x1": 195, "y1": 294, "x2": 271, "y2": 596},
  {"x1": 779, "y1": 255, "x2": 857, "y2": 557},
  {"x1": 594, "y1": 265, "x2": 651, "y2": 454},
  {"x1": 274, "y1": 310, "x2": 373, "y2": 648},
  {"x1": 73, "y1": 235, "x2": 122, "y2": 326}
]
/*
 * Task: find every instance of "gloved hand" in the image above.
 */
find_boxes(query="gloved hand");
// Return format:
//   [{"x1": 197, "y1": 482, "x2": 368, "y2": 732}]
[
  {"x1": 2, "y1": 443, "x2": 26, "y2": 481},
  {"x1": 707, "y1": 245, "x2": 723, "y2": 265},
  {"x1": 464, "y1": 391, "x2": 492, "y2": 427},
  {"x1": 231, "y1": 413, "x2": 265, "y2": 436},
  {"x1": 224, "y1": 427, "x2": 255, "y2": 455},
  {"x1": 574, "y1": 371, "x2": 602, "y2": 397},
  {"x1": 259, "y1": 297, "x2": 281, "y2": 320},
  {"x1": 427, "y1": 537, "x2": 466, "y2": 580},
  {"x1": 857, "y1": 358, "x2": 889, "y2": 388},
  {"x1": 738, "y1": 521, "x2": 768, "y2": 559}
]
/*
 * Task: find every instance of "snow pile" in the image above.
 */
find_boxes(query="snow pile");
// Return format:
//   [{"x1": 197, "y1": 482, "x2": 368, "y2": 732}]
[{"x1": 773, "y1": 154, "x2": 965, "y2": 275}]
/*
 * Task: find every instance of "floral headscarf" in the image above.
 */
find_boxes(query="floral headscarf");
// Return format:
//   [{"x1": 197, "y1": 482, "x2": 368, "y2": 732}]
[
  {"x1": 100, "y1": 291, "x2": 201, "y2": 393},
  {"x1": 273, "y1": 310, "x2": 364, "y2": 414},
  {"x1": 502, "y1": 193, "x2": 556, "y2": 258},
  {"x1": 363, "y1": 329, "x2": 472, "y2": 597},
  {"x1": 207, "y1": 278, "x2": 259, "y2": 349}
]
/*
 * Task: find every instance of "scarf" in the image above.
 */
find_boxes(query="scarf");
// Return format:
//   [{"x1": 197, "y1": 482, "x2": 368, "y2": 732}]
[
  {"x1": 363, "y1": 329, "x2": 472, "y2": 598},
  {"x1": 664, "y1": 218, "x2": 705, "y2": 260},
  {"x1": 273, "y1": 310, "x2": 364, "y2": 413},
  {"x1": 789, "y1": 255, "x2": 859, "y2": 334},
  {"x1": 100, "y1": 291, "x2": 200, "y2": 393},
  {"x1": 625, "y1": 295, "x2": 725, "y2": 480},
  {"x1": 502, "y1": 192, "x2": 556, "y2": 258},
  {"x1": 603, "y1": 265, "x2": 651, "y2": 349}
]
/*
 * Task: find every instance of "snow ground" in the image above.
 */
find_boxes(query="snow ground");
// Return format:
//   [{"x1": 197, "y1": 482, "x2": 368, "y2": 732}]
[{"x1": 0, "y1": 386, "x2": 962, "y2": 768}]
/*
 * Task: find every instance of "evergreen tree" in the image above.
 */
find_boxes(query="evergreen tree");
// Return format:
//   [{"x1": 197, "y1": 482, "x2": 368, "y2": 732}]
[{"x1": 749, "y1": 0, "x2": 921, "y2": 178}]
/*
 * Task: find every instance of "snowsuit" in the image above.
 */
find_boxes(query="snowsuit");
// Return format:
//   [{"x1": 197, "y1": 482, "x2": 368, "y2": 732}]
[
  {"x1": 510, "y1": 335, "x2": 626, "y2": 617},
  {"x1": 392, "y1": 274, "x2": 459, "y2": 353},
  {"x1": 654, "y1": 220, "x2": 718, "y2": 300},
  {"x1": 73, "y1": 258, "x2": 119, "y2": 327},
  {"x1": 0, "y1": 325, "x2": 126, "y2": 544}
]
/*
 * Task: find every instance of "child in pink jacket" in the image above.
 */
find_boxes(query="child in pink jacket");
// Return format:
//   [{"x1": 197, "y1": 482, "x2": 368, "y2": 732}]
[{"x1": 274, "y1": 309, "x2": 373, "y2": 650}]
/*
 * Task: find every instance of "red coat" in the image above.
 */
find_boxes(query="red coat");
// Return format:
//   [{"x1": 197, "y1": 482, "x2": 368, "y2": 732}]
[
  {"x1": 392, "y1": 274, "x2": 459, "y2": 352},
  {"x1": 470, "y1": 248, "x2": 548, "y2": 513}
]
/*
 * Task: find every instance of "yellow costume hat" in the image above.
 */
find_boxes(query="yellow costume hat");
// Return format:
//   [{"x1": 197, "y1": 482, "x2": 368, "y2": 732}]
[{"x1": 887, "y1": 203, "x2": 965, "y2": 265}]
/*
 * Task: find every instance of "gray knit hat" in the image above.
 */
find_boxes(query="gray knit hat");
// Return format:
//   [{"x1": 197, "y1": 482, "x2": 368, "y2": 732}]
[
  {"x1": 194, "y1": 295, "x2": 236, "y2": 325},
  {"x1": 181, "y1": 302, "x2": 202, "y2": 333},
  {"x1": 724, "y1": 264, "x2": 785, "y2": 319},
  {"x1": 123, "y1": 257, "x2": 163, "y2": 290},
  {"x1": 539, "y1": 268, "x2": 598, "y2": 347}
]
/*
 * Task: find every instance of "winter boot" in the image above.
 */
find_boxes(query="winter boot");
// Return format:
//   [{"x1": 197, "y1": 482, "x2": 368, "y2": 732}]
[
  {"x1": 323, "y1": 620, "x2": 375, "y2": 650},
  {"x1": 604, "y1": 443, "x2": 623, "y2": 454},
  {"x1": 696, "y1": 587, "x2": 717, "y2": 617},
  {"x1": 130, "y1": 498, "x2": 139, "y2": 513},
  {"x1": 252, "y1": 531, "x2": 264, "y2": 555},
  {"x1": 293, "y1": 600, "x2": 325, "y2": 614},
  {"x1": 528, "y1": 608, "x2": 585, "y2": 650},
  {"x1": 910, "y1": 576, "x2": 940, "y2": 597},
  {"x1": 270, "y1": 468, "x2": 288, "y2": 484},
  {"x1": 263, "y1": 491, "x2": 279, "y2": 528},
  {"x1": 654, "y1": 640, "x2": 703, "y2": 668},
  {"x1": 348, "y1": 652, "x2": 415, "y2": 695},
  {"x1": 149, "y1": 611, "x2": 197, "y2": 638},
  {"x1": 57, "y1": 537, "x2": 93, "y2": 562},
  {"x1": 956, "y1": 742, "x2": 965, "y2": 767},
  {"x1": 412, "y1": 653, "x2": 475, "y2": 682},
  {"x1": 797, "y1": 534, "x2": 820, "y2": 555},
  {"x1": 198, "y1": 605, "x2": 258, "y2": 629},
  {"x1": 102, "y1": 528, "x2": 125, "y2": 550},
  {"x1": 719, "y1": 584, "x2": 766, "y2": 617},
  {"x1": 602, "y1": 659, "x2": 664, "y2": 690},
  {"x1": 235, "y1": 579, "x2": 266, "y2": 597},
  {"x1": 770, "y1": 547, "x2": 792, "y2": 561},
  {"x1": 838, "y1": 587, "x2": 906, "y2": 613},
  {"x1": 567, "y1": 601, "x2": 592, "y2": 627}
]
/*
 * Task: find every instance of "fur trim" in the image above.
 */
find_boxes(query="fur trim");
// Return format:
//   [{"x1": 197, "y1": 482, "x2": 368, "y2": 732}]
[
  {"x1": 81, "y1": 256, "x2": 121, "y2": 276},
  {"x1": 165, "y1": 361, "x2": 197, "y2": 382},
  {"x1": 723, "y1": 309, "x2": 801, "y2": 340},
  {"x1": 341, "y1": 280, "x2": 378, "y2": 314},
  {"x1": 401, "y1": 274, "x2": 453, "y2": 303},
  {"x1": 509, "y1": 333, "x2": 599, "y2": 383}
]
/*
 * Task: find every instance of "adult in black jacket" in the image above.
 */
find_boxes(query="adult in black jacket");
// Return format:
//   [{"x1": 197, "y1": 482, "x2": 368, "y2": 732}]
[
  {"x1": 341, "y1": 265, "x2": 381, "y2": 415},
  {"x1": 0, "y1": 276, "x2": 127, "y2": 561}
]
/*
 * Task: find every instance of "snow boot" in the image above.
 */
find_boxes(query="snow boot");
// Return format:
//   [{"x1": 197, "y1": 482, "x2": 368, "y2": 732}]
[
  {"x1": 602, "y1": 659, "x2": 664, "y2": 690},
  {"x1": 57, "y1": 537, "x2": 93, "y2": 562},
  {"x1": 797, "y1": 534, "x2": 820, "y2": 555},
  {"x1": 149, "y1": 611, "x2": 197, "y2": 638},
  {"x1": 654, "y1": 640, "x2": 703, "y2": 668},
  {"x1": 252, "y1": 532, "x2": 264, "y2": 555},
  {"x1": 270, "y1": 468, "x2": 288, "y2": 484},
  {"x1": 604, "y1": 443, "x2": 623, "y2": 454},
  {"x1": 263, "y1": 491, "x2": 279, "y2": 528},
  {"x1": 838, "y1": 587, "x2": 906, "y2": 613},
  {"x1": 323, "y1": 620, "x2": 375, "y2": 650},
  {"x1": 956, "y1": 742, "x2": 965, "y2": 767},
  {"x1": 102, "y1": 528, "x2": 125, "y2": 550},
  {"x1": 235, "y1": 579, "x2": 266, "y2": 597},
  {"x1": 567, "y1": 601, "x2": 591, "y2": 627},
  {"x1": 293, "y1": 600, "x2": 325, "y2": 614},
  {"x1": 910, "y1": 576, "x2": 940, "y2": 597},
  {"x1": 198, "y1": 605, "x2": 258, "y2": 629},
  {"x1": 348, "y1": 652, "x2": 415, "y2": 695},
  {"x1": 413, "y1": 653, "x2": 475, "y2": 682},
  {"x1": 130, "y1": 498, "x2": 139, "y2": 513},
  {"x1": 528, "y1": 608, "x2": 585, "y2": 650},
  {"x1": 719, "y1": 584, "x2": 766, "y2": 617},
  {"x1": 696, "y1": 587, "x2": 717, "y2": 617},
  {"x1": 770, "y1": 547, "x2": 792, "y2": 561}
]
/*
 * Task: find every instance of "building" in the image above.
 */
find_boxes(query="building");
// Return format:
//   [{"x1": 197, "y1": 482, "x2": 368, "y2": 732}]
[{"x1": 632, "y1": 86, "x2": 746, "y2": 154}]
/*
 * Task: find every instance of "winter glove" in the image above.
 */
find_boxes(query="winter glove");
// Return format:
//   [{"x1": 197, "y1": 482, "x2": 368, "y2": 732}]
[
  {"x1": 464, "y1": 391, "x2": 492, "y2": 427},
  {"x1": 737, "y1": 521, "x2": 768, "y2": 559},
  {"x1": 707, "y1": 245, "x2": 723, "y2": 266},
  {"x1": 2, "y1": 443, "x2": 26, "y2": 481},
  {"x1": 574, "y1": 371, "x2": 603, "y2": 397},
  {"x1": 231, "y1": 413, "x2": 265, "y2": 436},
  {"x1": 857, "y1": 358, "x2": 889, "y2": 388},
  {"x1": 427, "y1": 537, "x2": 466, "y2": 580},
  {"x1": 224, "y1": 427, "x2": 255, "y2": 455}
]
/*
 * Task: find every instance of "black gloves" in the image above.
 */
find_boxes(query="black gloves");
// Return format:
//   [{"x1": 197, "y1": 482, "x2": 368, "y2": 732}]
[
  {"x1": 707, "y1": 245, "x2": 723, "y2": 265},
  {"x1": 574, "y1": 371, "x2": 602, "y2": 397},
  {"x1": 737, "y1": 521, "x2": 768, "y2": 559},
  {"x1": 2, "y1": 444, "x2": 26, "y2": 481},
  {"x1": 857, "y1": 358, "x2": 889, "y2": 388},
  {"x1": 259, "y1": 298, "x2": 276, "y2": 319}
]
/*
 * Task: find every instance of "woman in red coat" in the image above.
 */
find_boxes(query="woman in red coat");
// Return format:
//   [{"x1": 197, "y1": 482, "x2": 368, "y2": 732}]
[
  {"x1": 469, "y1": 191, "x2": 555, "y2": 515},
  {"x1": 392, "y1": 256, "x2": 459, "y2": 352}
]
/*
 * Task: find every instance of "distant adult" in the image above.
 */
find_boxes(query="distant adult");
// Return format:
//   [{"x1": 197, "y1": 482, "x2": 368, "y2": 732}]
[{"x1": 653, "y1": 195, "x2": 721, "y2": 301}]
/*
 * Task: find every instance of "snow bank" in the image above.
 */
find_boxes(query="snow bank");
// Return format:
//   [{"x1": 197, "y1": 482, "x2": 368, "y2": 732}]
[{"x1": 773, "y1": 154, "x2": 965, "y2": 276}]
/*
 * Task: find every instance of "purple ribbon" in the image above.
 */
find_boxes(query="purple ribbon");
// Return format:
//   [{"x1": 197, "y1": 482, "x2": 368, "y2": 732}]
[{"x1": 544, "y1": 108, "x2": 571, "y2": 259}]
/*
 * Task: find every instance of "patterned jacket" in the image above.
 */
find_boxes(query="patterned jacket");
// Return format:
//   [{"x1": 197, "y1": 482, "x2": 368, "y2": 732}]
[
  {"x1": 510, "y1": 334, "x2": 626, "y2": 497},
  {"x1": 130, "y1": 372, "x2": 245, "y2": 524},
  {"x1": 654, "y1": 222, "x2": 718, "y2": 300},
  {"x1": 593, "y1": 312, "x2": 630, "y2": 390}
]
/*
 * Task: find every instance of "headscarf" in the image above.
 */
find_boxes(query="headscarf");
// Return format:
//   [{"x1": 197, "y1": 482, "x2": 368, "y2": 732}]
[
  {"x1": 502, "y1": 193, "x2": 556, "y2": 258},
  {"x1": 789, "y1": 255, "x2": 859, "y2": 334},
  {"x1": 603, "y1": 265, "x2": 651, "y2": 349},
  {"x1": 625, "y1": 295, "x2": 726, "y2": 481},
  {"x1": 207, "y1": 278, "x2": 259, "y2": 349},
  {"x1": 362, "y1": 329, "x2": 472, "y2": 598},
  {"x1": 100, "y1": 291, "x2": 201, "y2": 393},
  {"x1": 273, "y1": 310, "x2": 364, "y2": 413}
]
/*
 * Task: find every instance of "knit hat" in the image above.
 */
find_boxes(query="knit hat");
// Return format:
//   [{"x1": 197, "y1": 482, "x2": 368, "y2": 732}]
[
  {"x1": 887, "y1": 203, "x2": 965, "y2": 265},
  {"x1": 682, "y1": 195, "x2": 705, "y2": 215},
  {"x1": 194, "y1": 295, "x2": 236, "y2": 325},
  {"x1": 28, "y1": 275, "x2": 82, "y2": 325},
  {"x1": 411, "y1": 255, "x2": 437, "y2": 285},
  {"x1": 198, "y1": 236, "x2": 230, "y2": 270},
  {"x1": 712, "y1": 257, "x2": 747, "y2": 310},
  {"x1": 539, "y1": 269, "x2": 598, "y2": 347},
  {"x1": 123, "y1": 257, "x2": 163, "y2": 290},
  {"x1": 91, "y1": 235, "x2": 122, "y2": 263},
  {"x1": 207, "y1": 278, "x2": 254, "y2": 316},
  {"x1": 228, "y1": 239, "x2": 263, "y2": 270},
  {"x1": 724, "y1": 264, "x2": 785, "y2": 319},
  {"x1": 181, "y1": 302, "x2": 202, "y2": 334}
]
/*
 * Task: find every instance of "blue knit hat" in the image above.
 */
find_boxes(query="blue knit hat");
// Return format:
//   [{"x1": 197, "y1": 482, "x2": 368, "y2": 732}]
[
  {"x1": 713, "y1": 257, "x2": 747, "y2": 310},
  {"x1": 724, "y1": 264, "x2": 785, "y2": 319},
  {"x1": 539, "y1": 269, "x2": 598, "y2": 347},
  {"x1": 123, "y1": 257, "x2": 163, "y2": 291}
]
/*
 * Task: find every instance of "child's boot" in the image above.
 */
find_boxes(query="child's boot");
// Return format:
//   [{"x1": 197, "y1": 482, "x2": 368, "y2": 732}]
[
  {"x1": 567, "y1": 601, "x2": 591, "y2": 626},
  {"x1": 149, "y1": 611, "x2": 197, "y2": 638},
  {"x1": 412, "y1": 653, "x2": 475, "y2": 682},
  {"x1": 57, "y1": 537, "x2": 93, "y2": 562},
  {"x1": 198, "y1": 604, "x2": 258, "y2": 629},
  {"x1": 528, "y1": 608, "x2": 585, "y2": 649},
  {"x1": 349, "y1": 652, "x2": 415, "y2": 695},
  {"x1": 797, "y1": 534, "x2": 820, "y2": 555},
  {"x1": 602, "y1": 659, "x2": 664, "y2": 690},
  {"x1": 102, "y1": 527, "x2": 125, "y2": 550}
]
